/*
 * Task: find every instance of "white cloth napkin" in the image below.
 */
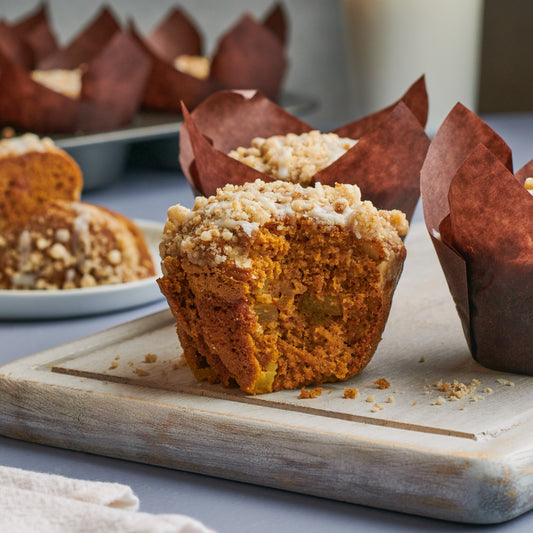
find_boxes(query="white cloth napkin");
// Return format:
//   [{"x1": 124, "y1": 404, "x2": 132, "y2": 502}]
[{"x1": 0, "y1": 466, "x2": 213, "y2": 533}]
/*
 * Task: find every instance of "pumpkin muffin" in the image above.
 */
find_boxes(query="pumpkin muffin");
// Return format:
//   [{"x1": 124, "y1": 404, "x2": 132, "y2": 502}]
[
  {"x1": 159, "y1": 179, "x2": 407, "y2": 394},
  {"x1": 0, "y1": 134, "x2": 155, "y2": 290}
]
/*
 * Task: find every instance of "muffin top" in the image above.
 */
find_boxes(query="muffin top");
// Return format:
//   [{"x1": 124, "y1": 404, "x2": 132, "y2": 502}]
[
  {"x1": 228, "y1": 130, "x2": 357, "y2": 186},
  {"x1": 30, "y1": 69, "x2": 83, "y2": 100},
  {"x1": 173, "y1": 55, "x2": 210, "y2": 79},
  {"x1": 525, "y1": 177, "x2": 533, "y2": 195},
  {"x1": 0, "y1": 133, "x2": 59, "y2": 158},
  {"x1": 162, "y1": 179, "x2": 407, "y2": 268}
]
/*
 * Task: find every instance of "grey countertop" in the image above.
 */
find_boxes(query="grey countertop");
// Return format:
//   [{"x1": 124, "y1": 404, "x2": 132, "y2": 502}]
[{"x1": 1, "y1": 115, "x2": 533, "y2": 532}]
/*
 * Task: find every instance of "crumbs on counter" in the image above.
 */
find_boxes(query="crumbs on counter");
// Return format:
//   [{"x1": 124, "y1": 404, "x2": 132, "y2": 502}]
[
  {"x1": 428, "y1": 377, "x2": 507, "y2": 407},
  {"x1": 108, "y1": 361, "x2": 118, "y2": 370},
  {"x1": 298, "y1": 387, "x2": 323, "y2": 399},
  {"x1": 134, "y1": 368, "x2": 150, "y2": 377},
  {"x1": 374, "y1": 378, "x2": 390, "y2": 389},
  {"x1": 343, "y1": 388, "x2": 359, "y2": 399},
  {"x1": 144, "y1": 353, "x2": 158, "y2": 363}
]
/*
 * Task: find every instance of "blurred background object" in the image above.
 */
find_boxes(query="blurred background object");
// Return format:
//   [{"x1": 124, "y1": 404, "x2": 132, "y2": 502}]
[
  {"x1": 1, "y1": 0, "x2": 351, "y2": 128},
  {"x1": 478, "y1": 0, "x2": 533, "y2": 115},
  {"x1": 341, "y1": 0, "x2": 484, "y2": 135},
  {"x1": 2, "y1": 0, "x2": 531, "y2": 133}
]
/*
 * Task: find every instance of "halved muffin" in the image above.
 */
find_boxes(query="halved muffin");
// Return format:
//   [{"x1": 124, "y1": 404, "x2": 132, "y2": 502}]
[
  {"x1": 0, "y1": 133, "x2": 155, "y2": 290},
  {"x1": 159, "y1": 179, "x2": 407, "y2": 394}
]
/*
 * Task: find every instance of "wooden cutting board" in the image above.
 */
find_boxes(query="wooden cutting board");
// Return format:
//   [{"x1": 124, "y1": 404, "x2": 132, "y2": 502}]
[{"x1": 1, "y1": 222, "x2": 533, "y2": 524}]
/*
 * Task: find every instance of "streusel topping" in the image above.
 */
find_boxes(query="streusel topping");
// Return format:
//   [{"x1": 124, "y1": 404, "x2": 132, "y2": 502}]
[
  {"x1": 31, "y1": 68, "x2": 82, "y2": 100},
  {"x1": 173, "y1": 55, "x2": 210, "y2": 80},
  {"x1": 525, "y1": 177, "x2": 533, "y2": 195},
  {"x1": 161, "y1": 179, "x2": 408, "y2": 268},
  {"x1": 228, "y1": 130, "x2": 358, "y2": 186},
  {"x1": 0, "y1": 133, "x2": 58, "y2": 158},
  {"x1": 1, "y1": 202, "x2": 151, "y2": 290}
]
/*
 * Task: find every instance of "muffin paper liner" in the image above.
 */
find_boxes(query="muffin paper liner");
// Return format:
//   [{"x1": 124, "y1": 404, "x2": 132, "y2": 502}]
[
  {"x1": 208, "y1": 12, "x2": 287, "y2": 102},
  {"x1": 144, "y1": 7, "x2": 202, "y2": 63},
  {"x1": 129, "y1": 20, "x2": 217, "y2": 112},
  {"x1": 420, "y1": 103, "x2": 533, "y2": 374},
  {"x1": 179, "y1": 76, "x2": 429, "y2": 220},
  {"x1": 0, "y1": 11, "x2": 151, "y2": 134},
  {"x1": 37, "y1": 7, "x2": 121, "y2": 70},
  {"x1": 136, "y1": 3, "x2": 287, "y2": 111},
  {"x1": 0, "y1": 21, "x2": 34, "y2": 70},
  {"x1": 10, "y1": 4, "x2": 58, "y2": 65}
]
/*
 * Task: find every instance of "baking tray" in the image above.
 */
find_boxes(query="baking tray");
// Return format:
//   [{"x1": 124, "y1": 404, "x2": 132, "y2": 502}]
[{"x1": 52, "y1": 92, "x2": 318, "y2": 190}]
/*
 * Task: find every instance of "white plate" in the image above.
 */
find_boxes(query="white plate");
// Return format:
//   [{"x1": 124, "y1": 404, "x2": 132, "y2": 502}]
[{"x1": 0, "y1": 219, "x2": 165, "y2": 320}]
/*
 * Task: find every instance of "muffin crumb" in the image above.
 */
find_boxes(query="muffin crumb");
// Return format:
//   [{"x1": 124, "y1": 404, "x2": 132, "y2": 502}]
[
  {"x1": 343, "y1": 388, "x2": 359, "y2": 399},
  {"x1": 298, "y1": 387, "x2": 323, "y2": 399},
  {"x1": 144, "y1": 353, "x2": 158, "y2": 363},
  {"x1": 374, "y1": 378, "x2": 390, "y2": 389}
]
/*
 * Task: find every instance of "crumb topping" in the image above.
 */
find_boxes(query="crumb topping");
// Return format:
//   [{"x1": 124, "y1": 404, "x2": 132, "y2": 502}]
[
  {"x1": 0, "y1": 133, "x2": 57, "y2": 158},
  {"x1": 31, "y1": 68, "x2": 82, "y2": 99},
  {"x1": 228, "y1": 130, "x2": 358, "y2": 186},
  {"x1": 173, "y1": 54, "x2": 210, "y2": 79},
  {"x1": 525, "y1": 177, "x2": 533, "y2": 195},
  {"x1": 1, "y1": 202, "x2": 152, "y2": 290},
  {"x1": 162, "y1": 179, "x2": 408, "y2": 268}
]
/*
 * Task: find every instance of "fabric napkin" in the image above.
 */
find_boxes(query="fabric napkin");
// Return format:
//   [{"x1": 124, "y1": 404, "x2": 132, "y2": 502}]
[{"x1": 0, "y1": 465, "x2": 213, "y2": 533}]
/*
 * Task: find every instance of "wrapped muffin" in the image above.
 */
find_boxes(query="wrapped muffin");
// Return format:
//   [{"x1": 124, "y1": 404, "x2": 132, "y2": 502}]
[
  {"x1": 0, "y1": 8, "x2": 150, "y2": 134},
  {"x1": 0, "y1": 134, "x2": 155, "y2": 289},
  {"x1": 179, "y1": 77, "x2": 430, "y2": 221},
  {"x1": 159, "y1": 179, "x2": 407, "y2": 394},
  {"x1": 420, "y1": 103, "x2": 532, "y2": 375},
  {"x1": 130, "y1": 3, "x2": 287, "y2": 111}
]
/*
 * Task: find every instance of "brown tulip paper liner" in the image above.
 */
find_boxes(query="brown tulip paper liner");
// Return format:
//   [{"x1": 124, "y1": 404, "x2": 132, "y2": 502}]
[
  {"x1": 37, "y1": 7, "x2": 120, "y2": 69},
  {"x1": 144, "y1": 7, "x2": 202, "y2": 64},
  {"x1": 129, "y1": 20, "x2": 217, "y2": 112},
  {"x1": 179, "y1": 76, "x2": 429, "y2": 221},
  {"x1": 0, "y1": 21, "x2": 34, "y2": 70},
  {"x1": 262, "y1": 3, "x2": 288, "y2": 46},
  {"x1": 420, "y1": 103, "x2": 533, "y2": 375},
  {"x1": 209, "y1": 13, "x2": 287, "y2": 102},
  {"x1": 0, "y1": 30, "x2": 151, "y2": 134},
  {"x1": 136, "y1": 3, "x2": 287, "y2": 112},
  {"x1": 10, "y1": 4, "x2": 58, "y2": 66}
]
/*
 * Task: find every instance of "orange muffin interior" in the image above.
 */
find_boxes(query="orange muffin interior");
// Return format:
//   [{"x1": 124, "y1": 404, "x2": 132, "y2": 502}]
[
  {"x1": 0, "y1": 134, "x2": 82, "y2": 230},
  {"x1": 159, "y1": 179, "x2": 407, "y2": 394}
]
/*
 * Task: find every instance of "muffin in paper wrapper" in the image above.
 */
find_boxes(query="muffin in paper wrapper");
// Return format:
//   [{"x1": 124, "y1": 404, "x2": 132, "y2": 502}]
[
  {"x1": 132, "y1": 3, "x2": 288, "y2": 111},
  {"x1": 420, "y1": 103, "x2": 533, "y2": 375},
  {"x1": 0, "y1": 7, "x2": 150, "y2": 134},
  {"x1": 179, "y1": 76, "x2": 430, "y2": 221}
]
